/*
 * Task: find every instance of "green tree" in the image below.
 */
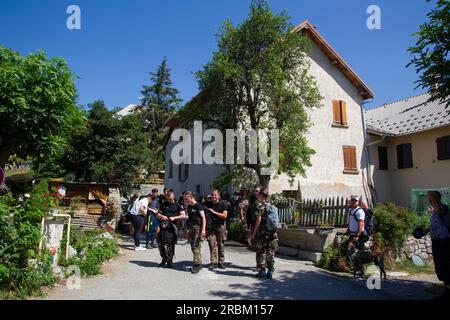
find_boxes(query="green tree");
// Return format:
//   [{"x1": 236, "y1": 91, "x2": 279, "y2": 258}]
[
  {"x1": 140, "y1": 57, "x2": 181, "y2": 171},
  {"x1": 62, "y1": 100, "x2": 151, "y2": 190},
  {"x1": 189, "y1": 0, "x2": 322, "y2": 189},
  {"x1": 408, "y1": 0, "x2": 450, "y2": 106},
  {"x1": 0, "y1": 46, "x2": 84, "y2": 172}
]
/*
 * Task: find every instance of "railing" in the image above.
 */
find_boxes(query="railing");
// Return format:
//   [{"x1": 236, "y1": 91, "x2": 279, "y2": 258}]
[{"x1": 273, "y1": 197, "x2": 350, "y2": 228}]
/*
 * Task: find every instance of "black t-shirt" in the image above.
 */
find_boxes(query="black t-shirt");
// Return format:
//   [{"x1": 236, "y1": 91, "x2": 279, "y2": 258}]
[
  {"x1": 186, "y1": 202, "x2": 203, "y2": 226},
  {"x1": 206, "y1": 201, "x2": 228, "y2": 226},
  {"x1": 159, "y1": 201, "x2": 184, "y2": 219}
]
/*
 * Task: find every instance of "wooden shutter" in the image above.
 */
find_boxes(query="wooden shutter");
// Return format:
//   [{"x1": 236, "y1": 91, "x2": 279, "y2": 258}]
[
  {"x1": 397, "y1": 144, "x2": 413, "y2": 169},
  {"x1": 437, "y1": 136, "x2": 450, "y2": 160},
  {"x1": 169, "y1": 160, "x2": 173, "y2": 178},
  {"x1": 332, "y1": 100, "x2": 341, "y2": 124},
  {"x1": 343, "y1": 146, "x2": 357, "y2": 171},
  {"x1": 378, "y1": 146, "x2": 388, "y2": 170},
  {"x1": 340, "y1": 101, "x2": 347, "y2": 126}
]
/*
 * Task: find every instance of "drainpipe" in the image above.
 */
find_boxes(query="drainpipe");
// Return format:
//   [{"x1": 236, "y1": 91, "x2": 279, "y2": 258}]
[{"x1": 360, "y1": 99, "x2": 375, "y2": 207}]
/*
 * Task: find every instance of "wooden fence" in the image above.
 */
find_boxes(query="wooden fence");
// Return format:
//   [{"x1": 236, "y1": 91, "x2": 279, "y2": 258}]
[{"x1": 274, "y1": 197, "x2": 350, "y2": 227}]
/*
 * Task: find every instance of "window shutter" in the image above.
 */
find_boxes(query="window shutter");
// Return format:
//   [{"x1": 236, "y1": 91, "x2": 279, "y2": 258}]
[
  {"x1": 404, "y1": 144, "x2": 413, "y2": 168},
  {"x1": 437, "y1": 136, "x2": 450, "y2": 160},
  {"x1": 332, "y1": 101, "x2": 341, "y2": 124},
  {"x1": 378, "y1": 146, "x2": 388, "y2": 170},
  {"x1": 169, "y1": 160, "x2": 173, "y2": 178},
  {"x1": 340, "y1": 101, "x2": 347, "y2": 126},
  {"x1": 397, "y1": 144, "x2": 413, "y2": 169},
  {"x1": 343, "y1": 146, "x2": 357, "y2": 171}
]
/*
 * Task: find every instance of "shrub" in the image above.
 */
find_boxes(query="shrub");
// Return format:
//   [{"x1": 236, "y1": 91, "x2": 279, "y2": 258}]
[
  {"x1": 59, "y1": 230, "x2": 119, "y2": 276},
  {"x1": 227, "y1": 220, "x2": 245, "y2": 243},
  {"x1": 0, "y1": 181, "x2": 59, "y2": 298},
  {"x1": 372, "y1": 203, "x2": 420, "y2": 253}
]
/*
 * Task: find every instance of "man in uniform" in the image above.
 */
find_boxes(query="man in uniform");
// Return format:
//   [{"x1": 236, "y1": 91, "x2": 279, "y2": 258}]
[
  {"x1": 241, "y1": 186, "x2": 261, "y2": 247},
  {"x1": 251, "y1": 189, "x2": 278, "y2": 280},
  {"x1": 184, "y1": 191, "x2": 206, "y2": 274},
  {"x1": 206, "y1": 190, "x2": 228, "y2": 270},
  {"x1": 156, "y1": 189, "x2": 186, "y2": 268}
]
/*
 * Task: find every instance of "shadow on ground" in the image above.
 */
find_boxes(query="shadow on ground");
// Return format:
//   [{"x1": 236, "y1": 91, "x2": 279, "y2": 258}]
[{"x1": 207, "y1": 268, "x2": 437, "y2": 300}]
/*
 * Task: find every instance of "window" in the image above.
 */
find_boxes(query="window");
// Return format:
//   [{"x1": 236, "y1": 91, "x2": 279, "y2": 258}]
[
  {"x1": 178, "y1": 163, "x2": 189, "y2": 182},
  {"x1": 343, "y1": 146, "x2": 358, "y2": 172},
  {"x1": 436, "y1": 136, "x2": 450, "y2": 160},
  {"x1": 168, "y1": 159, "x2": 173, "y2": 178},
  {"x1": 378, "y1": 146, "x2": 389, "y2": 170},
  {"x1": 332, "y1": 100, "x2": 348, "y2": 126},
  {"x1": 396, "y1": 143, "x2": 413, "y2": 169}
]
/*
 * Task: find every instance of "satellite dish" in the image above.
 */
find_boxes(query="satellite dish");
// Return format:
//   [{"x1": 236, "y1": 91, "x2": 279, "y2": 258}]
[{"x1": 411, "y1": 254, "x2": 425, "y2": 267}]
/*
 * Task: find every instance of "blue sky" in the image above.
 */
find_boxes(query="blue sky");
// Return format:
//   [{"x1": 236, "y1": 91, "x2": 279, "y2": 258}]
[{"x1": 0, "y1": 0, "x2": 433, "y2": 110}]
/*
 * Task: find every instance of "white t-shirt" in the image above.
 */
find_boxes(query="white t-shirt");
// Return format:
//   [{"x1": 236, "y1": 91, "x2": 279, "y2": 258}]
[
  {"x1": 349, "y1": 207, "x2": 365, "y2": 233},
  {"x1": 130, "y1": 197, "x2": 149, "y2": 216}
]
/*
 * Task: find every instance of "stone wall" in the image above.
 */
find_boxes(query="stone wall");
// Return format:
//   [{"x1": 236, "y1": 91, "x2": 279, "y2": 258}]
[{"x1": 400, "y1": 235, "x2": 433, "y2": 263}]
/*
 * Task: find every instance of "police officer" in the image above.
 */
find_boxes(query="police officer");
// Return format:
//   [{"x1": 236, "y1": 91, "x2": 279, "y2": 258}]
[
  {"x1": 156, "y1": 189, "x2": 186, "y2": 268},
  {"x1": 252, "y1": 189, "x2": 278, "y2": 280},
  {"x1": 206, "y1": 190, "x2": 228, "y2": 270},
  {"x1": 184, "y1": 191, "x2": 206, "y2": 274}
]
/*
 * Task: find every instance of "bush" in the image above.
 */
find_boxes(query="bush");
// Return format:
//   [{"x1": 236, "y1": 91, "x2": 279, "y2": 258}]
[
  {"x1": 59, "y1": 230, "x2": 119, "y2": 276},
  {"x1": 372, "y1": 203, "x2": 420, "y2": 253},
  {"x1": 227, "y1": 220, "x2": 245, "y2": 243},
  {"x1": 0, "y1": 181, "x2": 59, "y2": 298}
]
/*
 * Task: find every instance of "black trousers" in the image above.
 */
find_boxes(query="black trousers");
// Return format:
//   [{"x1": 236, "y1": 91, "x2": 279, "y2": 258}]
[
  {"x1": 432, "y1": 238, "x2": 450, "y2": 285},
  {"x1": 132, "y1": 215, "x2": 145, "y2": 247}
]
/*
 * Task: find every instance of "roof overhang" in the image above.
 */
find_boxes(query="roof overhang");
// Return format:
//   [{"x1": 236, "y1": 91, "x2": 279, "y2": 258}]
[{"x1": 292, "y1": 21, "x2": 374, "y2": 100}]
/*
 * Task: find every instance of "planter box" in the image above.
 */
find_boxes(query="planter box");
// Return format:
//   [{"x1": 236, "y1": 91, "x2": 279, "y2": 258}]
[{"x1": 276, "y1": 226, "x2": 347, "y2": 263}]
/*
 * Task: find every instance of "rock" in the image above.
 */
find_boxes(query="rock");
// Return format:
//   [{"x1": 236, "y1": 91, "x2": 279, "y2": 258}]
[{"x1": 387, "y1": 271, "x2": 410, "y2": 277}]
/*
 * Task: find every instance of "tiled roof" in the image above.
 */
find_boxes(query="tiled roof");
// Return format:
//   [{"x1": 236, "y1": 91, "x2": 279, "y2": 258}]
[{"x1": 365, "y1": 93, "x2": 450, "y2": 136}]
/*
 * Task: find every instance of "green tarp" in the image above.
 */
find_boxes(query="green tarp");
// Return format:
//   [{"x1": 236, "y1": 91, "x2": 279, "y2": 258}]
[{"x1": 410, "y1": 188, "x2": 450, "y2": 214}]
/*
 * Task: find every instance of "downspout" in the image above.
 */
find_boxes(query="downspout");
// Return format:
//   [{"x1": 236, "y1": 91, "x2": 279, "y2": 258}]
[{"x1": 360, "y1": 99, "x2": 375, "y2": 207}]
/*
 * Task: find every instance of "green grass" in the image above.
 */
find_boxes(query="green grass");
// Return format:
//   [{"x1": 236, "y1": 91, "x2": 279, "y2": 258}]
[{"x1": 391, "y1": 259, "x2": 436, "y2": 275}]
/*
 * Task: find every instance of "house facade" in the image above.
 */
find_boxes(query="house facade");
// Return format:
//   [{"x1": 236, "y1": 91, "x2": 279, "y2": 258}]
[
  {"x1": 164, "y1": 21, "x2": 374, "y2": 200},
  {"x1": 366, "y1": 93, "x2": 450, "y2": 207}
]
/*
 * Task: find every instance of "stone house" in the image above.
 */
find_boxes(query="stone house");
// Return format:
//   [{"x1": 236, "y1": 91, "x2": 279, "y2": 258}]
[{"x1": 163, "y1": 21, "x2": 375, "y2": 201}]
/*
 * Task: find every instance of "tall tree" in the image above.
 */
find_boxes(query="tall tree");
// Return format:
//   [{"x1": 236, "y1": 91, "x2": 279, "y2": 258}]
[
  {"x1": 188, "y1": 0, "x2": 322, "y2": 189},
  {"x1": 408, "y1": 0, "x2": 449, "y2": 106},
  {"x1": 140, "y1": 58, "x2": 181, "y2": 171},
  {"x1": 61, "y1": 100, "x2": 151, "y2": 190},
  {"x1": 0, "y1": 46, "x2": 83, "y2": 172}
]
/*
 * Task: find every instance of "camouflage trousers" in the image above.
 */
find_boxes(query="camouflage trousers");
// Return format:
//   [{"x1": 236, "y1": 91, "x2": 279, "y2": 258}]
[
  {"x1": 158, "y1": 242, "x2": 175, "y2": 264},
  {"x1": 255, "y1": 231, "x2": 278, "y2": 272},
  {"x1": 207, "y1": 224, "x2": 226, "y2": 265},
  {"x1": 187, "y1": 224, "x2": 202, "y2": 265}
]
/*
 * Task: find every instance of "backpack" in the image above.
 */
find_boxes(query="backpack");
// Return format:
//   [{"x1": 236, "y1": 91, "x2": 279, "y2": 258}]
[
  {"x1": 351, "y1": 207, "x2": 375, "y2": 236},
  {"x1": 159, "y1": 221, "x2": 175, "y2": 245},
  {"x1": 264, "y1": 204, "x2": 279, "y2": 232}
]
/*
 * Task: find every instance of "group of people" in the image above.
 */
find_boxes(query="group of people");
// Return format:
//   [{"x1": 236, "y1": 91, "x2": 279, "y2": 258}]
[
  {"x1": 345, "y1": 191, "x2": 450, "y2": 300},
  {"x1": 126, "y1": 185, "x2": 450, "y2": 297},
  {"x1": 126, "y1": 185, "x2": 279, "y2": 279}
]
